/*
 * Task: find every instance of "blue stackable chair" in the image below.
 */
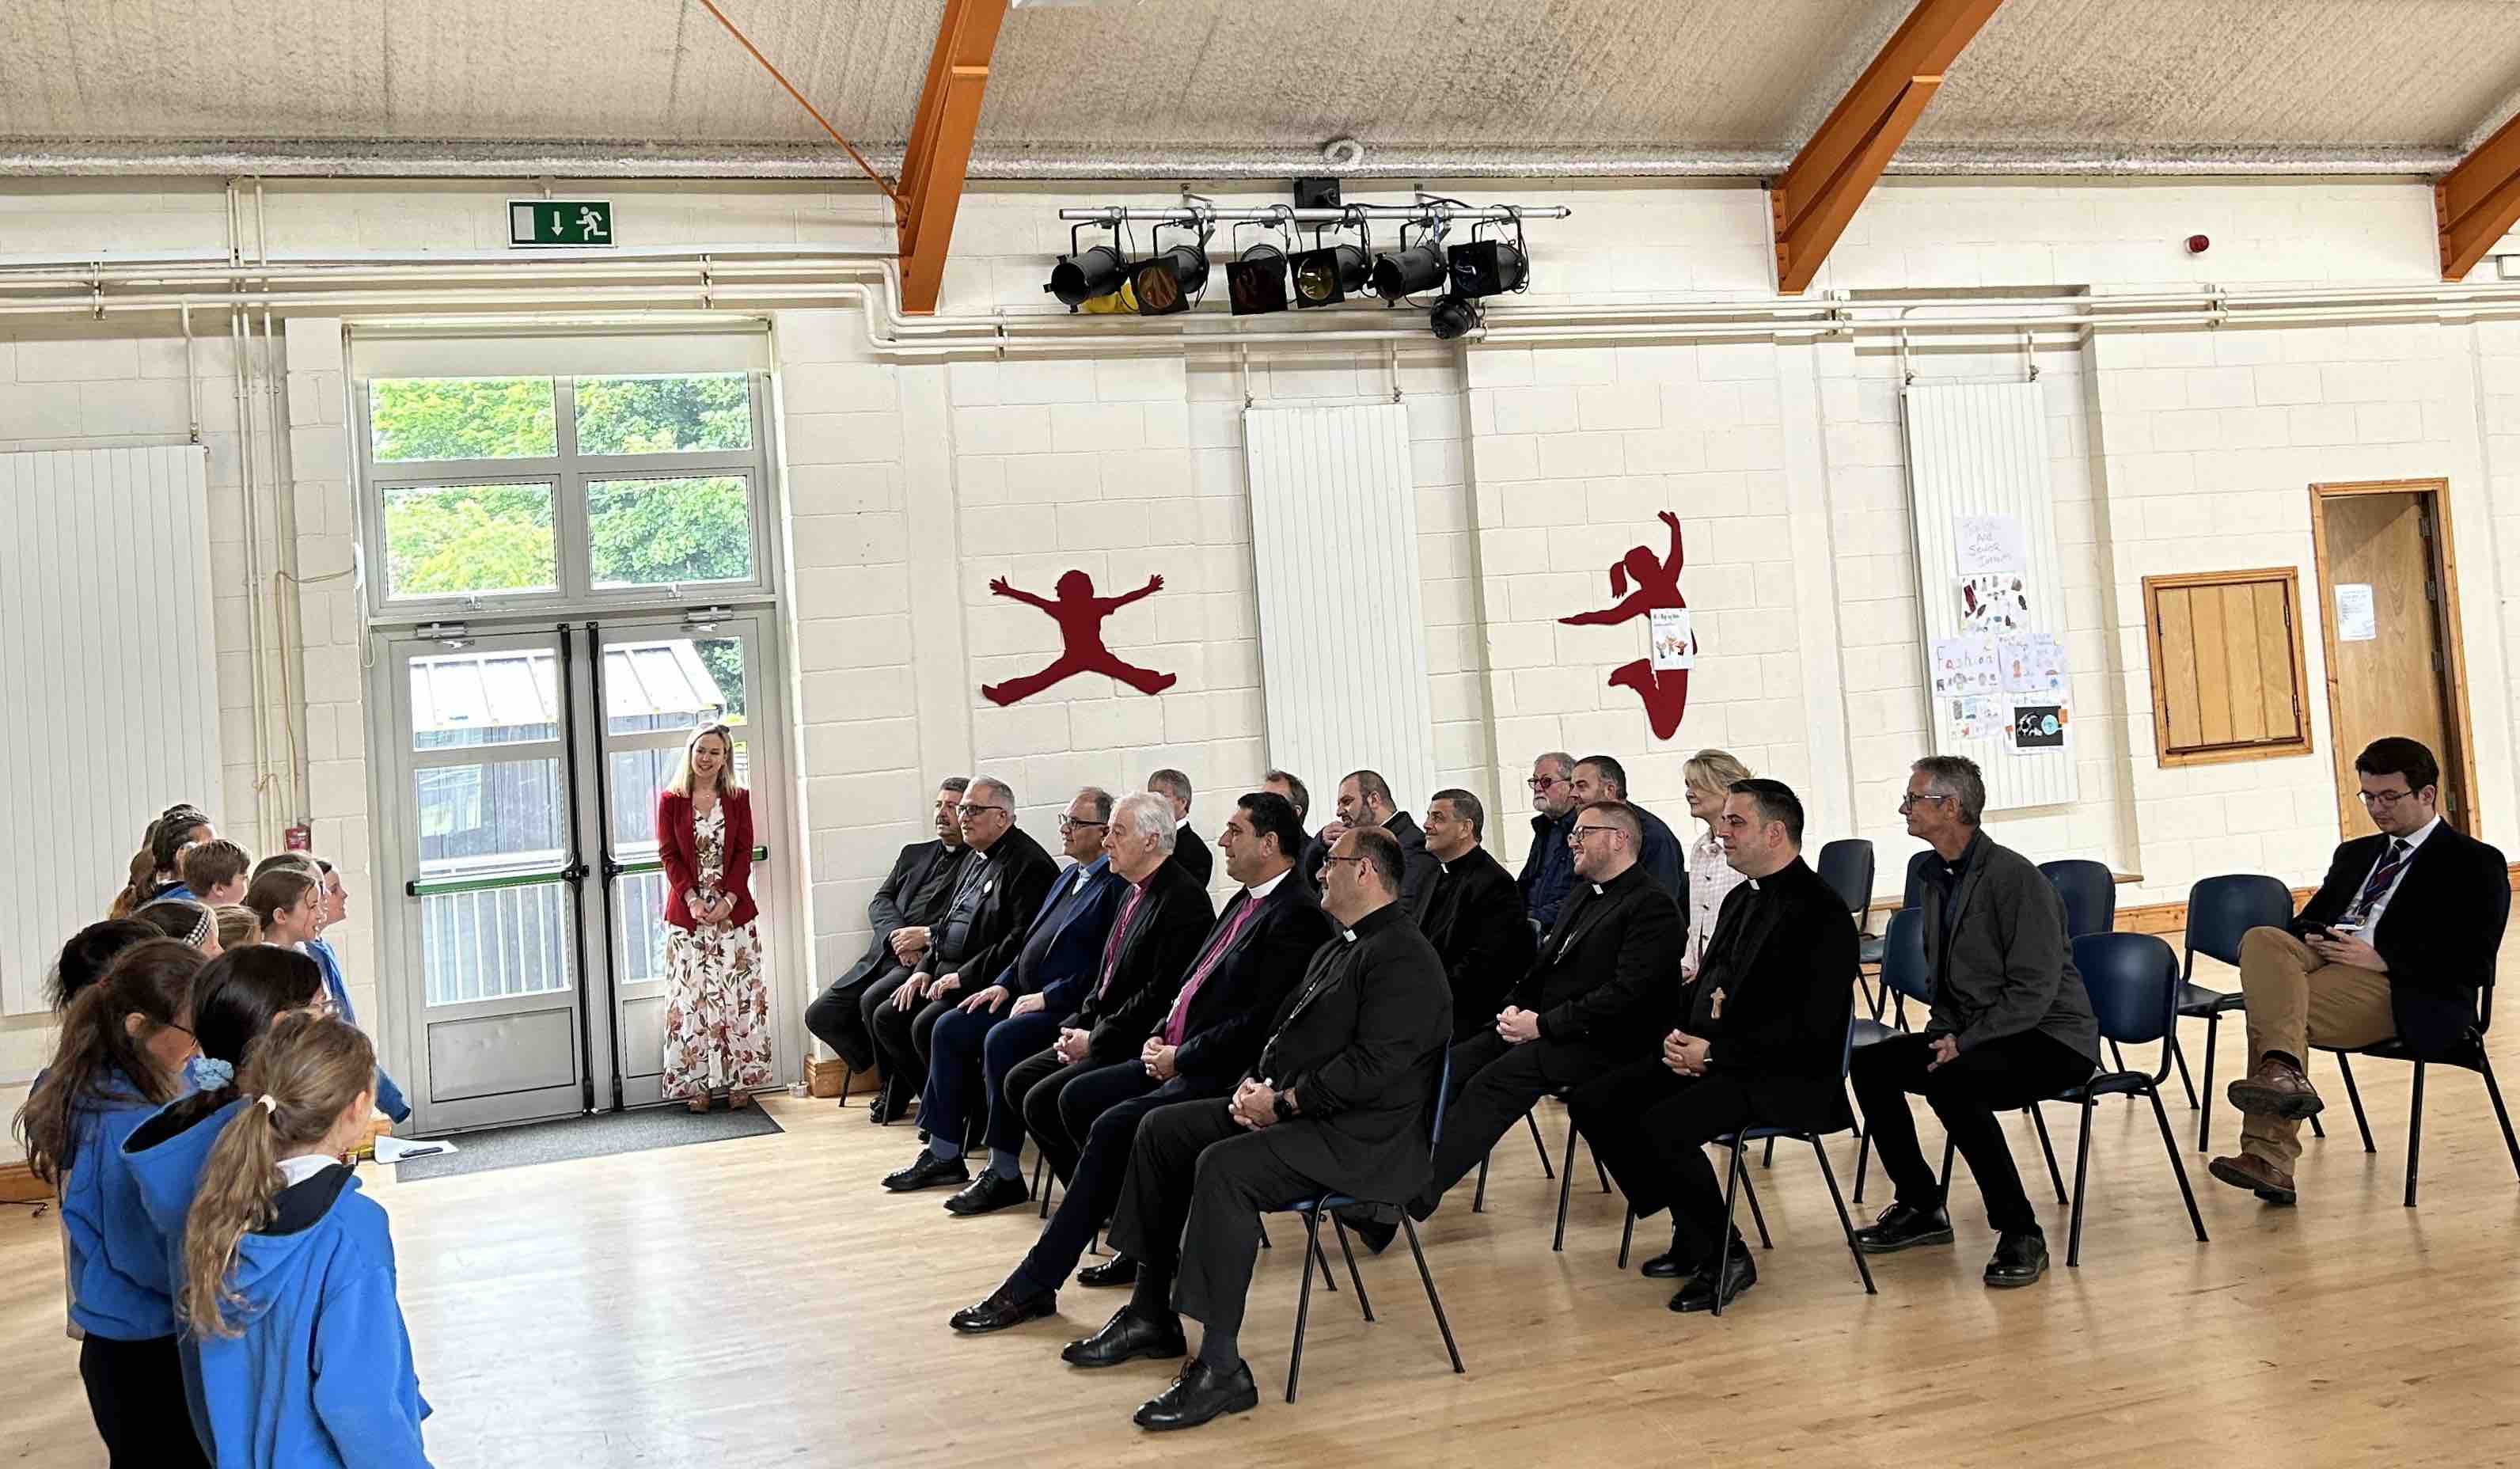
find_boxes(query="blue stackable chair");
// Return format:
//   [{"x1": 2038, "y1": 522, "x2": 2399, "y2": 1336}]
[
  {"x1": 2048, "y1": 932, "x2": 2209, "y2": 1266},
  {"x1": 1268, "y1": 1053, "x2": 1466, "y2": 1403},
  {"x1": 1818, "y1": 839, "x2": 1878, "y2": 1014},
  {"x1": 1699, "y1": 1013, "x2": 1878, "y2": 1316},
  {"x1": 2038, "y1": 859, "x2": 2117, "y2": 941},
  {"x1": 2171, "y1": 874, "x2": 2313, "y2": 1152}
]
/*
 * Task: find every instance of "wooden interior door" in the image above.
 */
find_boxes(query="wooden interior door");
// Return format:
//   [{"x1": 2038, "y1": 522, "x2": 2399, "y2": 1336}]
[{"x1": 2310, "y1": 481, "x2": 2470, "y2": 837}]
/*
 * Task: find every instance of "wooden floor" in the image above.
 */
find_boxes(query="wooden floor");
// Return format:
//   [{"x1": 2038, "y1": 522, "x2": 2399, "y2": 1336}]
[{"x1": 9, "y1": 981, "x2": 2520, "y2": 1466}]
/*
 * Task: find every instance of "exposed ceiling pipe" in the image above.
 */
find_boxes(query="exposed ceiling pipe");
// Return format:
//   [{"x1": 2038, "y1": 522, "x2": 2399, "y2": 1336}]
[{"x1": 0, "y1": 139, "x2": 2469, "y2": 180}]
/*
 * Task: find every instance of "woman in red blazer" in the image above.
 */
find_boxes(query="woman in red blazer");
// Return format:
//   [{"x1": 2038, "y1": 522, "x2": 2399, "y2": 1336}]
[{"x1": 657, "y1": 723, "x2": 769, "y2": 1112}]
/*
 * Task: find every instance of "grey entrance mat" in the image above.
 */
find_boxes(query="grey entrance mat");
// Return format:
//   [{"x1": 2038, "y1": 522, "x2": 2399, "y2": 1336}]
[{"x1": 391, "y1": 1103, "x2": 784, "y2": 1181}]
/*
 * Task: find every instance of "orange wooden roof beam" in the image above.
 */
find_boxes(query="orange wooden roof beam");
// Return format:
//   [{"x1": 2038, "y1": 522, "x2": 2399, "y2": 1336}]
[
  {"x1": 898, "y1": 0, "x2": 1011, "y2": 314},
  {"x1": 2438, "y1": 108, "x2": 2520, "y2": 281}
]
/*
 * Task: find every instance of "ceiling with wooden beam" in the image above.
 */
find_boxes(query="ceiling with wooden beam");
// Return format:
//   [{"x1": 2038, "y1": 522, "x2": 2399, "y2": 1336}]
[{"x1": 1, "y1": 0, "x2": 2516, "y2": 179}]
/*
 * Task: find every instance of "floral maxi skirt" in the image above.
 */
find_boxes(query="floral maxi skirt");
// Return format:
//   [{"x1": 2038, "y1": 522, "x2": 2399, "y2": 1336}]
[{"x1": 661, "y1": 921, "x2": 772, "y2": 1099}]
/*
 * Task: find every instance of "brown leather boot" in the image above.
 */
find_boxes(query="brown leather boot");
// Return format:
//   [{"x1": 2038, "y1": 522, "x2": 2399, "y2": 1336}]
[
  {"x1": 2227, "y1": 1056, "x2": 2323, "y2": 1120},
  {"x1": 2207, "y1": 1152, "x2": 2297, "y2": 1205}
]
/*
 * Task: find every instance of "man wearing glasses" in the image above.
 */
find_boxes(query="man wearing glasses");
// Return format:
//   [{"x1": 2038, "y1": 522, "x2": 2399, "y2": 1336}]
[
  {"x1": 2211, "y1": 737, "x2": 2509, "y2": 1205},
  {"x1": 1398, "y1": 799, "x2": 1685, "y2": 1224},
  {"x1": 868, "y1": 776, "x2": 1059, "y2": 1149},
  {"x1": 805, "y1": 776, "x2": 971, "y2": 1118},
  {"x1": 1517, "y1": 751, "x2": 1581, "y2": 935},
  {"x1": 905, "y1": 788, "x2": 1128, "y2": 1206}
]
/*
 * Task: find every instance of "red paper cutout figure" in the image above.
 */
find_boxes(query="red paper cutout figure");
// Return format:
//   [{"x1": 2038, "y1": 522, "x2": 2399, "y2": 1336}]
[
  {"x1": 1560, "y1": 511, "x2": 1691, "y2": 739},
  {"x1": 980, "y1": 570, "x2": 1178, "y2": 706}
]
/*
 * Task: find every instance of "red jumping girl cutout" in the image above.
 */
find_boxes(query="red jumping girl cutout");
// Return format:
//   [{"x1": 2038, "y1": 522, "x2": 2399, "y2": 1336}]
[
  {"x1": 1559, "y1": 511, "x2": 1691, "y2": 739},
  {"x1": 979, "y1": 570, "x2": 1179, "y2": 706}
]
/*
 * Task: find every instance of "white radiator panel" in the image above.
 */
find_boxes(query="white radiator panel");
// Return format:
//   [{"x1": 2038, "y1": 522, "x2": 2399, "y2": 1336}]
[
  {"x1": 1902, "y1": 381, "x2": 2079, "y2": 814},
  {"x1": 1243, "y1": 404, "x2": 1438, "y2": 817},
  {"x1": 0, "y1": 446, "x2": 221, "y2": 1015}
]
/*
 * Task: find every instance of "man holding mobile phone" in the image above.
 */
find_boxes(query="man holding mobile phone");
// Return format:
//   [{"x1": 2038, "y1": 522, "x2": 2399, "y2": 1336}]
[{"x1": 2211, "y1": 738, "x2": 2510, "y2": 1205}]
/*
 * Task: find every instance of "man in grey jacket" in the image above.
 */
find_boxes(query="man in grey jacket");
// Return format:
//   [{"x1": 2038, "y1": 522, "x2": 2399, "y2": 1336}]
[{"x1": 1849, "y1": 755, "x2": 2099, "y2": 1289}]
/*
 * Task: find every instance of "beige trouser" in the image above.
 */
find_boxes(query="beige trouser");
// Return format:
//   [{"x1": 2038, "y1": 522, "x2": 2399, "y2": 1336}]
[{"x1": 2236, "y1": 926, "x2": 2396, "y2": 1169}]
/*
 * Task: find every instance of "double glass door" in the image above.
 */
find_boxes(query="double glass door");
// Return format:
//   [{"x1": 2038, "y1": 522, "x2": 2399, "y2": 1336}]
[{"x1": 377, "y1": 610, "x2": 784, "y2": 1133}]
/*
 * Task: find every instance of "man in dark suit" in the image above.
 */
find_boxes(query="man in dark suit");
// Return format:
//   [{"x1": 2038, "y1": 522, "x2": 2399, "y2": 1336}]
[
  {"x1": 1057, "y1": 825, "x2": 1449, "y2": 1432},
  {"x1": 1262, "y1": 770, "x2": 1315, "y2": 891},
  {"x1": 1851, "y1": 755, "x2": 2097, "y2": 1289},
  {"x1": 1301, "y1": 769, "x2": 1439, "y2": 921},
  {"x1": 1405, "y1": 799, "x2": 1686, "y2": 1221},
  {"x1": 1517, "y1": 750, "x2": 1581, "y2": 934},
  {"x1": 1420, "y1": 788, "x2": 1537, "y2": 1040},
  {"x1": 803, "y1": 776, "x2": 969, "y2": 1101},
  {"x1": 949, "y1": 791, "x2": 1334, "y2": 1317},
  {"x1": 2211, "y1": 737, "x2": 2511, "y2": 1204},
  {"x1": 1570, "y1": 779, "x2": 1855, "y2": 1312},
  {"x1": 1147, "y1": 768, "x2": 1213, "y2": 887},
  {"x1": 1572, "y1": 753, "x2": 1684, "y2": 905},
  {"x1": 902, "y1": 788, "x2": 1128, "y2": 1201},
  {"x1": 867, "y1": 776, "x2": 1061, "y2": 1137}
]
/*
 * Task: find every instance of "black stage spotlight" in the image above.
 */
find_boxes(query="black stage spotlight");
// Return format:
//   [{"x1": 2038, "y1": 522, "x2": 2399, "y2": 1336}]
[
  {"x1": 1447, "y1": 238, "x2": 1528, "y2": 298},
  {"x1": 1227, "y1": 243, "x2": 1289, "y2": 315},
  {"x1": 1429, "y1": 293, "x2": 1483, "y2": 340},
  {"x1": 1045, "y1": 242, "x2": 1127, "y2": 307},
  {"x1": 1288, "y1": 242, "x2": 1368, "y2": 308},
  {"x1": 1370, "y1": 241, "x2": 1447, "y2": 300},
  {"x1": 1133, "y1": 241, "x2": 1209, "y2": 316}
]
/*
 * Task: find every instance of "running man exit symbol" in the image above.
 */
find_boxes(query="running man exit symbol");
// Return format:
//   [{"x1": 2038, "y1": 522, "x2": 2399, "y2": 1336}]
[{"x1": 508, "y1": 200, "x2": 615, "y2": 247}]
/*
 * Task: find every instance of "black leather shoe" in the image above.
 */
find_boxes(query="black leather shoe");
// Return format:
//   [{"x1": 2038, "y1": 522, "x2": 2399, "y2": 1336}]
[
  {"x1": 1983, "y1": 1230, "x2": 2048, "y2": 1288},
  {"x1": 866, "y1": 1091, "x2": 893, "y2": 1125},
  {"x1": 1076, "y1": 1255, "x2": 1140, "y2": 1288},
  {"x1": 1670, "y1": 1253, "x2": 1756, "y2": 1313},
  {"x1": 943, "y1": 1172, "x2": 1031, "y2": 1216},
  {"x1": 1854, "y1": 1202, "x2": 1956, "y2": 1254},
  {"x1": 1062, "y1": 1308, "x2": 1188, "y2": 1368},
  {"x1": 1133, "y1": 1357, "x2": 1260, "y2": 1431},
  {"x1": 949, "y1": 1285, "x2": 1056, "y2": 1334},
  {"x1": 882, "y1": 1151, "x2": 970, "y2": 1192},
  {"x1": 1639, "y1": 1243, "x2": 1696, "y2": 1279}
]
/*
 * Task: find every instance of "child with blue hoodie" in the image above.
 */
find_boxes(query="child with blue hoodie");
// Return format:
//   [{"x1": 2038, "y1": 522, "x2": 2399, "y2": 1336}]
[
  {"x1": 180, "y1": 1012, "x2": 433, "y2": 1468},
  {"x1": 13, "y1": 938, "x2": 210, "y2": 1467},
  {"x1": 123, "y1": 946, "x2": 328, "y2": 1462}
]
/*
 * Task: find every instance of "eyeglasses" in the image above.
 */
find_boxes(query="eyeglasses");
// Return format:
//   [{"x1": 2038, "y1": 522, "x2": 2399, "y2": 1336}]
[
  {"x1": 2359, "y1": 788, "x2": 2421, "y2": 809},
  {"x1": 1897, "y1": 791, "x2": 1953, "y2": 812},
  {"x1": 1567, "y1": 825, "x2": 1622, "y2": 845},
  {"x1": 1527, "y1": 775, "x2": 1569, "y2": 790},
  {"x1": 1057, "y1": 815, "x2": 1107, "y2": 833},
  {"x1": 1321, "y1": 853, "x2": 1368, "y2": 872},
  {"x1": 956, "y1": 803, "x2": 1008, "y2": 818}
]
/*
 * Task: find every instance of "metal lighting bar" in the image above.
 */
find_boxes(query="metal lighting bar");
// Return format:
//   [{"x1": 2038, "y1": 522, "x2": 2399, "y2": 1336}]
[{"x1": 1057, "y1": 204, "x2": 1572, "y2": 224}]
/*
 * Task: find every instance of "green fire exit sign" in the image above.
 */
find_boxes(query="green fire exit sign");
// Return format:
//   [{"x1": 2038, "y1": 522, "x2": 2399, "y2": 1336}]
[{"x1": 509, "y1": 199, "x2": 614, "y2": 248}]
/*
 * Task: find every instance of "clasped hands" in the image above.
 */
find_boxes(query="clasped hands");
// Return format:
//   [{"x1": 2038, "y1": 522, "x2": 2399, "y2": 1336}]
[
  {"x1": 1661, "y1": 1029, "x2": 1713, "y2": 1076},
  {"x1": 1493, "y1": 1007, "x2": 1542, "y2": 1044},
  {"x1": 1140, "y1": 1036, "x2": 1179, "y2": 1081},
  {"x1": 689, "y1": 891, "x2": 737, "y2": 928},
  {"x1": 1228, "y1": 1076, "x2": 1280, "y2": 1130}
]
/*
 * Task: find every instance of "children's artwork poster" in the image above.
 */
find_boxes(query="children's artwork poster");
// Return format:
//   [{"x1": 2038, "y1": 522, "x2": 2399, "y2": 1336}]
[
  {"x1": 1998, "y1": 633, "x2": 2068, "y2": 697},
  {"x1": 2008, "y1": 703, "x2": 2068, "y2": 753},
  {"x1": 1649, "y1": 606, "x2": 1696, "y2": 671},
  {"x1": 1949, "y1": 696, "x2": 2005, "y2": 741},
  {"x1": 1953, "y1": 514, "x2": 2027, "y2": 576},
  {"x1": 1958, "y1": 572, "x2": 2032, "y2": 635},
  {"x1": 1930, "y1": 636, "x2": 2001, "y2": 700}
]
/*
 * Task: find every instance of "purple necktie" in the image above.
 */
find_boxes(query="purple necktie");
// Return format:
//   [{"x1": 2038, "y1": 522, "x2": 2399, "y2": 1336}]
[{"x1": 2347, "y1": 839, "x2": 2412, "y2": 925}]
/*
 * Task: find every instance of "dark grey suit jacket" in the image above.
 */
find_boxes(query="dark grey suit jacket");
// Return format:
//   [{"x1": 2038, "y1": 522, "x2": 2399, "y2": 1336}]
[{"x1": 1918, "y1": 833, "x2": 2099, "y2": 1061}]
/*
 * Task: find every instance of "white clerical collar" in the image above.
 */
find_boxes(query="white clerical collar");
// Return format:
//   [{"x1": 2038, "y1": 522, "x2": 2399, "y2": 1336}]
[
  {"x1": 1245, "y1": 870, "x2": 1290, "y2": 903},
  {"x1": 1175, "y1": 816, "x2": 1190, "y2": 829}
]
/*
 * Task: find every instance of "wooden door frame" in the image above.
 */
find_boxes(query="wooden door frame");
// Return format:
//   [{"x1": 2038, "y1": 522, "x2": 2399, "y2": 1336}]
[{"x1": 2306, "y1": 476, "x2": 2481, "y2": 837}]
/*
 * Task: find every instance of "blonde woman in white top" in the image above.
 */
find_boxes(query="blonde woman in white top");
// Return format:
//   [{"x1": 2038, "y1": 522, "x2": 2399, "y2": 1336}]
[{"x1": 1681, "y1": 749, "x2": 1756, "y2": 980}]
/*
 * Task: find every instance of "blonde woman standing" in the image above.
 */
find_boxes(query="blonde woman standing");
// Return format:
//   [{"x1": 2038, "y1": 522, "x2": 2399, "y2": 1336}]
[
  {"x1": 657, "y1": 723, "x2": 769, "y2": 1112},
  {"x1": 1680, "y1": 750, "x2": 1756, "y2": 980}
]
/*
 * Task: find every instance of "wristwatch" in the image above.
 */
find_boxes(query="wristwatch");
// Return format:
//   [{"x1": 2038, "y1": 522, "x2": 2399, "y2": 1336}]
[{"x1": 1272, "y1": 1091, "x2": 1296, "y2": 1122}]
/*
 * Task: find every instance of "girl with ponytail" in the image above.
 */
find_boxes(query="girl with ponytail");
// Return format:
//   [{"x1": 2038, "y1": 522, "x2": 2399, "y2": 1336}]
[
  {"x1": 121, "y1": 946, "x2": 326, "y2": 1463},
  {"x1": 13, "y1": 939, "x2": 208, "y2": 1466},
  {"x1": 108, "y1": 804, "x2": 215, "y2": 920},
  {"x1": 181, "y1": 1012, "x2": 432, "y2": 1468}
]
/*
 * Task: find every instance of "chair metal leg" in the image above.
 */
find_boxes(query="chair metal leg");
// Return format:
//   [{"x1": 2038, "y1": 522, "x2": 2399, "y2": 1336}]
[
  {"x1": 1286, "y1": 1207, "x2": 1323, "y2": 1404},
  {"x1": 2026, "y1": 1103, "x2": 2067, "y2": 1205},
  {"x1": 2336, "y1": 1052, "x2": 2377, "y2": 1153},
  {"x1": 1760, "y1": 1137, "x2": 1775, "y2": 1169},
  {"x1": 2404, "y1": 1061, "x2": 2426, "y2": 1209},
  {"x1": 2107, "y1": 1040, "x2": 2130, "y2": 1076},
  {"x1": 2479, "y1": 1053, "x2": 2520, "y2": 1180},
  {"x1": 1330, "y1": 1213, "x2": 1374, "y2": 1320},
  {"x1": 2195, "y1": 1014, "x2": 2219, "y2": 1150},
  {"x1": 1553, "y1": 1114, "x2": 1581, "y2": 1251},
  {"x1": 837, "y1": 1066, "x2": 855, "y2": 1107},
  {"x1": 1594, "y1": 1149, "x2": 1613, "y2": 1194},
  {"x1": 1937, "y1": 1136, "x2": 1955, "y2": 1200},
  {"x1": 1617, "y1": 1209, "x2": 1636, "y2": 1270},
  {"x1": 2066, "y1": 1097, "x2": 2096, "y2": 1268},
  {"x1": 1311, "y1": 1228, "x2": 1339, "y2": 1293},
  {"x1": 1528, "y1": 1109, "x2": 1554, "y2": 1177},
  {"x1": 1811, "y1": 1136, "x2": 1877, "y2": 1295},
  {"x1": 1258, "y1": 1219, "x2": 1271, "y2": 1250},
  {"x1": 1714, "y1": 1142, "x2": 1746, "y2": 1319},
  {"x1": 1472, "y1": 1153, "x2": 1489, "y2": 1214},
  {"x1": 1851, "y1": 1125, "x2": 1873, "y2": 1205},
  {"x1": 2146, "y1": 1083, "x2": 2207, "y2": 1243},
  {"x1": 1739, "y1": 1164, "x2": 1774, "y2": 1250},
  {"x1": 1400, "y1": 1217, "x2": 1466, "y2": 1376},
  {"x1": 2171, "y1": 1026, "x2": 2202, "y2": 1110}
]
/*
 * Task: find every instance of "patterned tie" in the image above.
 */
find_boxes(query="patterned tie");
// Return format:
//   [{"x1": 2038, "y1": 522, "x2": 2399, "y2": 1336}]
[
  {"x1": 1094, "y1": 883, "x2": 1149, "y2": 1002},
  {"x1": 1161, "y1": 893, "x2": 1259, "y2": 1045},
  {"x1": 2346, "y1": 838, "x2": 2412, "y2": 925}
]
